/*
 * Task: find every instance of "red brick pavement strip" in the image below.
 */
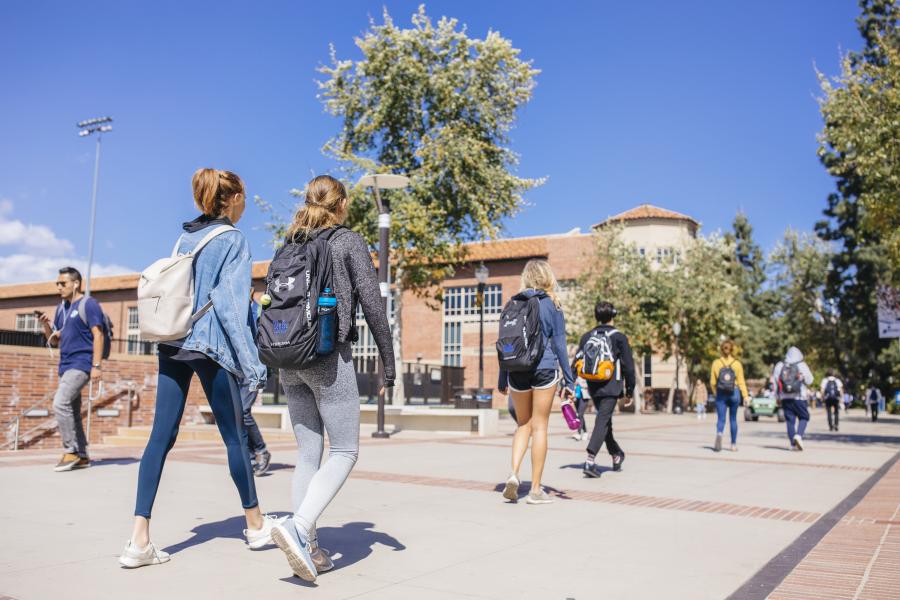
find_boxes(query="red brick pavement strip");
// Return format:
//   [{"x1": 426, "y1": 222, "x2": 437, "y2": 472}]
[
  {"x1": 766, "y1": 457, "x2": 900, "y2": 600},
  {"x1": 347, "y1": 469, "x2": 821, "y2": 523}
]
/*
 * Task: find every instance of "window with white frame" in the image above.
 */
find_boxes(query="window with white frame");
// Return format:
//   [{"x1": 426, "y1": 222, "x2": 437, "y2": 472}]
[
  {"x1": 126, "y1": 307, "x2": 146, "y2": 354},
  {"x1": 350, "y1": 290, "x2": 397, "y2": 373},
  {"x1": 442, "y1": 322, "x2": 462, "y2": 366},
  {"x1": 15, "y1": 313, "x2": 42, "y2": 333},
  {"x1": 643, "y1": 354, "x2": 653, "y2": 388},
  {"x1": 442, "y1": 284, "x2": 502, "y2": 320}
]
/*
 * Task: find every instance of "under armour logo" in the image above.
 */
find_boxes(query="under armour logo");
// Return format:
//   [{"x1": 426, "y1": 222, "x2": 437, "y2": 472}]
[
  {"x1": 503, "y1": 318, "x2": 517, "y2": 327},
  {"x1": 273, "y1": 277, "x2": 295, "y2": 292}
]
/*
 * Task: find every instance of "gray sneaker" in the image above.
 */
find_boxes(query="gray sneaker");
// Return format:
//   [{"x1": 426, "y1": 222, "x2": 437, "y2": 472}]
[
  {"x1": 714, "y1": 433, "x2": 723, "y2": 452},
  {"x1": 254, "y1": 450, "x2": 272, "y2": 477},
  {"x1": 526, "y1": 489, "x2": 553, "y2": 505},
  {"x1": 502, "y1": 475, "x2": 520, "y2": 502},
  {"x1": 271, "y1": 521, "x2": 317, "y2": 582},
  {"x1": 310, "y1": 545, "x2": 334, "y2": 573}
]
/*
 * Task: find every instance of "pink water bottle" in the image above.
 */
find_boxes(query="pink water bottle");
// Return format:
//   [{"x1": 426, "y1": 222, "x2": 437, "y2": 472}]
[{"x1": 561, "y1": 400, "x2": 581, "y2": 431}]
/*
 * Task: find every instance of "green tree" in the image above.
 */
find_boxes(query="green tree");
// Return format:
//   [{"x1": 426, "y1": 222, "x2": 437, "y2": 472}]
[
  {"x1": 767, "y1": 230, "x2": 835, "y2": 376},
  {"x1": 725, "y1": 213, "x2": 780, "y2": 378},
  {"x1": 572, "y1": 227, "x2": 670, "y2": 411},
  {"x1": 318, "y1": 5, "x2": 543, "y2": 298},
  {"x1": 816, "y1": 0, "x2": 898, "y2": 391},
  {"x1": 575, "y1": 229, "x2": 743, "y2": 412}
]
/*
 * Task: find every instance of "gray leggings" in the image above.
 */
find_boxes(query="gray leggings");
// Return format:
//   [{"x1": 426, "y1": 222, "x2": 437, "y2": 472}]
[{"x1": 281, "y1": 343, "x2": 360, "y2": 540}]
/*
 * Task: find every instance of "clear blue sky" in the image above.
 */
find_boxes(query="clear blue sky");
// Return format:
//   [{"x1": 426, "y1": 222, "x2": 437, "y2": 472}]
[{"x1": 0, "y1": 0, "x2": 861, "y2": 284}]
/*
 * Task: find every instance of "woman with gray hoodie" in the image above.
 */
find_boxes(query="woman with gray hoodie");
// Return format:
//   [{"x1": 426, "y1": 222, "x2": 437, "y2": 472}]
[
  {"x1": 269, "y1": 175, "x2": 395, "y2": 583},
  {"x1": 772, "y1": 346, "x2": 814, "y2": 450}
]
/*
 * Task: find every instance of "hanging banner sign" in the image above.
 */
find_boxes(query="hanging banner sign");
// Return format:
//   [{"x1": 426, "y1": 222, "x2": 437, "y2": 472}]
[{"x1": 877, "y1": 285, "x2": 900, "y2": 338}]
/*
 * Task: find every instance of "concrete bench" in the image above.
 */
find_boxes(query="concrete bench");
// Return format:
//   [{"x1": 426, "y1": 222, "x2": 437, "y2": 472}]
[{"x1": 198, "y1": 403, "x2": 498, "y2": 436}]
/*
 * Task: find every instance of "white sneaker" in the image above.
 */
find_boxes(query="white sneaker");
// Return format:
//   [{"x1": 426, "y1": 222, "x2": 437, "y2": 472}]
[
  {"x1": 118, "y1": 540, "x2": 170, "y2": 568},
  {"x1": 793, "y1": 435, "x2": 804, "y2": 451},
  {"x1": 526, "y1": 489, "x2": 554, "y2": 505},
  {"x1": 244, "y1": 514, "x2": 289, "y2": 550}
]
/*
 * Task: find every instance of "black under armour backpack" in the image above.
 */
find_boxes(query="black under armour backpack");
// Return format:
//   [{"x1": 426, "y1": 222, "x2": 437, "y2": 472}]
[
  {"x1": 256, "y1": 227, "x2": 346, "y2": 369},
  {"x1": 824, "y1": 378, "x2": 840, "y2": 400},
  {"x1": 496, "y1": 291, "x2": 544, "y2": 372}
]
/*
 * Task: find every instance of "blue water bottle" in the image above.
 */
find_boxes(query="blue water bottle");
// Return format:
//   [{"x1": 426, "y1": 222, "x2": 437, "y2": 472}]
[{"x1": 316, "y1": 288, "x2": 337, "y2": 355}]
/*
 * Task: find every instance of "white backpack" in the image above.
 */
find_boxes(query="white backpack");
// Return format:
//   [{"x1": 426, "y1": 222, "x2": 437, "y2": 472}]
[{"x1": 137, "y1": 225, "x2": 234, "y2": 342}]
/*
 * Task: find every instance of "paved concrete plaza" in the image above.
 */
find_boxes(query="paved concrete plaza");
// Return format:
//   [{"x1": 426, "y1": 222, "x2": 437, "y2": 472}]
[{"x1": 1, "y1": 407, "x2": 899, "y2": 600}]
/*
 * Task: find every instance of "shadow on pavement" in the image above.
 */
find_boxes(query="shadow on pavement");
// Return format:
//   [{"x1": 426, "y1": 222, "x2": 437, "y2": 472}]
[
  {"x1": 559, "y1": 462, "x2": 613, "y2": 476},
  {"x1": 491, "y1": 481, "x2": 573, "y2": 500},
  {"x1": 162, "y1": 512, "x2": 292, "y2": 555},
  {"x1": 90, "y1": 457, "x2": 140, "y2": 467},
  {"x1": 316, "y1": 522, "x2": 405, "y2": 571},
  {"x1": 751, "y1": 431, "x2": 900, "y2": 445}
]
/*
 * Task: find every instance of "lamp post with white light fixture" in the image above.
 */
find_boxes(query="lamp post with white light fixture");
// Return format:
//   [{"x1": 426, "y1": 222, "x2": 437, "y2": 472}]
[
  {"x1": 77, "y1": 116, "x2": 113, "y2": 297},
  {"x1": 475, "y1": 262, "x2": 489, "y2": 393},
  {"x1": 359, "y1": 173, "x2": 410, "y2": 438}
]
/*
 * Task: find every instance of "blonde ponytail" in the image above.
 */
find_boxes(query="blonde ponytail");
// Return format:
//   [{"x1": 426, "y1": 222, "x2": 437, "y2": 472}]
[
  {"x1": 287, "y1": 175, "x2": 348, "y2": 240},
  {"x1": 521, "y1": 259, "x2": 562, "y2": 308},
  {"x1": 192, "y1": 168, "x2": 244, "y2": 217}
]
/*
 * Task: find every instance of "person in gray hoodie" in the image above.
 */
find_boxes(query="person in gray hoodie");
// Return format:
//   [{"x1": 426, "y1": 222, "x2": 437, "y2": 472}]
[{"x1": 772, "y1": 346, "x2": 814, "y2": 450}]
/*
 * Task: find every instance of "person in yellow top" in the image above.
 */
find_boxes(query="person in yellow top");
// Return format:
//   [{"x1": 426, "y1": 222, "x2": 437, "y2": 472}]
[{"x1": 709, "y1": 340, "x2": 749, "y2": 452}]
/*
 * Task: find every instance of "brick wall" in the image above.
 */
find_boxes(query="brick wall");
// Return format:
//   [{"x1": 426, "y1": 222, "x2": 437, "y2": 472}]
[{"x1": 0, "y1": 345, "x2": 208, "y2": 451}]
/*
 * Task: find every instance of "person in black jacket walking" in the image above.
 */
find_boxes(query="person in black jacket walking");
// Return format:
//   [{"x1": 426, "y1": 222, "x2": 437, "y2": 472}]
[{"x1": 571, "y1": 301, "x2": 636, "y2": 478}]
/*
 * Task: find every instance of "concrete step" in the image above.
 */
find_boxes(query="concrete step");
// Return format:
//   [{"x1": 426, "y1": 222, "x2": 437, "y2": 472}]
[{"x1": 103, "y1": 424, "x2": 297, "y2": 446}]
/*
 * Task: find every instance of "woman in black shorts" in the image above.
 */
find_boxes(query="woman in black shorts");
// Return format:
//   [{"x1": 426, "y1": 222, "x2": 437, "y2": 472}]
[{"x1": 497, "y1": 260, "x2": 575, "y2": 504}]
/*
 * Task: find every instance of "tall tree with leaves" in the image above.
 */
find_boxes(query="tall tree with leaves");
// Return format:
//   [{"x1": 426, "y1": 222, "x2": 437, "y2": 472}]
[
  {"x1": 816, "y1": 0, "x2": 898, "y2": 390},
  {"x1": 316, "y1": 6, "x2": 542, "y2": 387},
  {"x1": 725, "y1": 213, "x2": 779, "y2": 378}
]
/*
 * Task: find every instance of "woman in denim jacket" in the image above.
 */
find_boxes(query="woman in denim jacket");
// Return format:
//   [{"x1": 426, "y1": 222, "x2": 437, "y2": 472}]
[{"x1": 120, "y1": 169, "x2": 281, "y2": 568}]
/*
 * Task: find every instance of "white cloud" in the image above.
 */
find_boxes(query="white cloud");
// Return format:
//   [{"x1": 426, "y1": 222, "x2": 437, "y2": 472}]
[{"x1": 0, "y1": 199, "x2": 132, "y2": 285}]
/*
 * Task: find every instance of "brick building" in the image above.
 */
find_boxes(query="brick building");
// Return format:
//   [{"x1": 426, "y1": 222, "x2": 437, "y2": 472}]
[{"x1": 0, "y1": 204, "x2": 698, "y2": 417}]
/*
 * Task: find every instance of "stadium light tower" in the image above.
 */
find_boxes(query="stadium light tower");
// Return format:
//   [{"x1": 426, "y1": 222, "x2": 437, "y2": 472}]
[{"x1": 76, "y1": 116, "x2": 113, "y2": 297}]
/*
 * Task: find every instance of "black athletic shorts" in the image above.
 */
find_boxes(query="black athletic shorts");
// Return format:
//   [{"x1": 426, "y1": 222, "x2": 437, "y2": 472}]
[{"x1": 508, "y1": 369, "x2": 559, "y2": 392}]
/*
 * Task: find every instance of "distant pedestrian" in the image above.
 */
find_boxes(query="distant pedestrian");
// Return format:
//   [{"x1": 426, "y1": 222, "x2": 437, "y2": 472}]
[
  {"x1": 696, "y1": 398, "x2": 707, "y2": 420},
  {"x1": 865, "y1": 386, "x2": 884, "y2": 423},
  {"x1": 37, "y1": 266, "x2": 105, "y2": 472},
  {"x1": 571, "y1": 301, "x2": 635, "y2": 477},
  {"x1": 241, "y1": 287, "x2": 271, "y2": 476},
  {"x1": 843, "y1": 391, "x2": 853, "y2": 413},
  {"x1": 497, "y1": 259, "x2": 575, "y2": 504},
  {"x1": 571, "y1": 378, "x2": 589, "y2": 441},
  {"x1": 709, "y1": 340, "x2": 749, "y2": 452},
  {"x1": 772, "y1": 346, "x2": 814, "y2": 451},
  {"x1": 820, "y1": 370, "x2": 844, "y2": 432}
]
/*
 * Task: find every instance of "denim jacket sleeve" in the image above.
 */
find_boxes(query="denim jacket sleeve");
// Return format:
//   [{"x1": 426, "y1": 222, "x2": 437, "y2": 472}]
[{"x1": 210, "y1": 233, "x2": 267, "y2": 388}]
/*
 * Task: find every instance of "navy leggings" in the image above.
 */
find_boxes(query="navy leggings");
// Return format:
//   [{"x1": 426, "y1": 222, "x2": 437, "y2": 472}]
[{"x1": 134, "y1": 353, "x2": 258, "y2": 518}]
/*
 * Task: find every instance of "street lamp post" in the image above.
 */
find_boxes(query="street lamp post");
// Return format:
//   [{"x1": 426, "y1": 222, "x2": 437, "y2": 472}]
[
  {"x1": 475, "y1": 262, "x2": 489, "y2": 392},
  {"x1": 77, "y1": 116, "x2": 113, "y2": 298},
  {"x1": 359, "y1": 173, "x2": 410, "y2": 439},
  {"x1": 672, "y1": 321, "x2": 682, "y2": 413}
]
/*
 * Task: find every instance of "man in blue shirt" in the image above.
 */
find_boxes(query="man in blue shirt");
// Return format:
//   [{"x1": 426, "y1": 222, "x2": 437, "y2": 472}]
[{"x1": 37, "y1": 267, "x2": 105, "y2": 472}]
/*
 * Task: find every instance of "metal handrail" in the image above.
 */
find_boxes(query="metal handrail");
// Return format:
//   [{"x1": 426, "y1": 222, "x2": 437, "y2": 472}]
[{"x1": 2, "y1": 379, "x2": 138, "y2": 452}]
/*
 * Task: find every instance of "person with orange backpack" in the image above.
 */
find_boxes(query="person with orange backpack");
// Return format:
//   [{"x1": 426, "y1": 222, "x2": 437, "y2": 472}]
[
  {"x1": 709, "y1": 340, "x2": 749, "y2": 452},
  {"x1": 571, "y1": 301, "x2": 635, "y2": 478}
]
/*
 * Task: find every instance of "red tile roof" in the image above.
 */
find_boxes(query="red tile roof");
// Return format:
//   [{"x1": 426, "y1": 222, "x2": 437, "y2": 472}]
[{"x1": 593, "y1": 204, "x2": 699, "y2": 229}]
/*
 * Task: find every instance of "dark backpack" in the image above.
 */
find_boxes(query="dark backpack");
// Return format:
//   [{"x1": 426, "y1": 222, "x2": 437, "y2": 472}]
[
  {"x1": 824, "y1": 379, "x2": 840, "y2": 400},
  {"x1": 496, "y1": 292, "x2": 545, "y2": 372},
  {"x1": 76, "y1": 297, "x2": 113, "y2": 359},
  {"x1": 716, "y1": 360, "x2": 737, "y2": 394},
  {"x1": 256, "y1": 227, "x2": 348, "y2": 369},
  {"x1": 779, "y1": 362, "x2": 803, "y2": 395}
]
